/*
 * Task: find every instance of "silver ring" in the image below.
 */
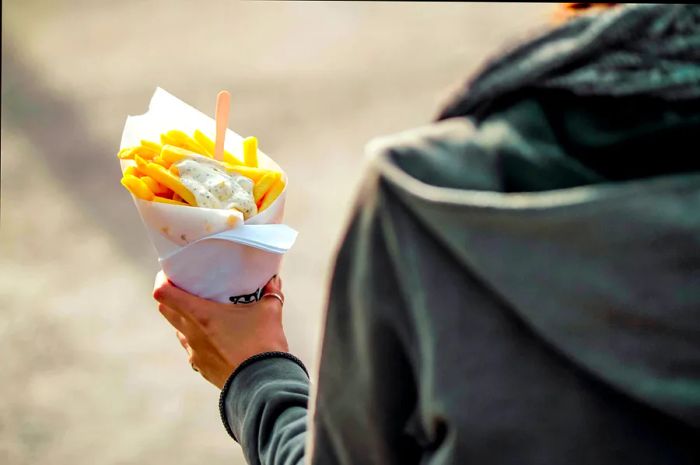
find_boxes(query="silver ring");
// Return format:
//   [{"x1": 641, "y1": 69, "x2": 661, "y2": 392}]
[{"x1": 262, "y1": 292, "x2": 284, "y2": 306}]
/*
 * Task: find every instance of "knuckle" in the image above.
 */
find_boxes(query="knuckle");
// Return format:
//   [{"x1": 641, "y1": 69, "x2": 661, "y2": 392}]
[
  {"x1": 262, "y1": 299, "x2": 283, "y2": 316},
  {"x1": 197, "y1": 314, "x2": 211, "y2": 329},
  {"x1": 268, "y1": 294, "x2": 284, "y2": 307}
]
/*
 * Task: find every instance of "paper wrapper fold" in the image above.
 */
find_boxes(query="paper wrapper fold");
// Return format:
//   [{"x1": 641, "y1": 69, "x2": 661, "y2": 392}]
[{"x1": 120, "y1": 88, "x2": 297, "y2": 303}]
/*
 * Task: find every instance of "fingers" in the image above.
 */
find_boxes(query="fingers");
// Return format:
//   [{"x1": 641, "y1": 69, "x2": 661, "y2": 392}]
[
  {"x1": 166, "y1": 313, "x2": 206, "y2": 368},
  {"x1": 160, "y1": 302, "x2": 209, "y2": 348},
  {"x1": 154, "y1": 272, "x2": 286, "y2": 328},
  {"x1": 177, "y1": 331, "x2": 197, "y2": 371},
  {"x1": 153, "y1": 272, "x2": 195, "y2": 308},
  {"x1": 158, "y1": 303, "x2": 188, "y2": 333},
  {"x1": 153, "y1": 272, "x2": 219, "y2": 328},
  {"x1": 176, "y1": 330, "x2": 191, "y2": 352}
]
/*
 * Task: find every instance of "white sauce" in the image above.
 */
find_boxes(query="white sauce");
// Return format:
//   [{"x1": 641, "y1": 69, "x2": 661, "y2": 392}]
[{"x1": 175, "y1": 157, "x2": 257, "y2": 219}]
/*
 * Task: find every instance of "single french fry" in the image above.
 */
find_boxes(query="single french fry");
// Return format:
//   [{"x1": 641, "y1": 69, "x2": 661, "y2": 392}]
[
  {"x1": 143, "y1": 162, "x2": 197, "y2": 206},
  {"x1": 153, "y1": 196, "x2": 188, "y2": 206},
  {"x1": 133, "y1": 164, "x2": 149, "y2": 177},
  {"x1": 258, "y1": 178, "x2": 284, "y2": 212},
  {"x1": 153, "y1": 156, "x2": 171, "y2": 168},
  {"x1": 136, "y1": 145, "x2": 159, "y2": 159},
  {"x1": 253, "y1": 171, "x2": 280, "y2": 204},
  {"x1": 222, "y1": 152, "x2": 242, "y2": 166},
  {"x1": 164, "y1": 130, "x2": 190, "y2": 145},
  {"x1": 165, "y1": 130, "x2": 209, "y2": 156},
  {"x1": 117, "y1": 147, "x2": 133, "y2": 159},
  {"x1": 225, "y1": 164, "x2": 275, "y2": 182},
  {"x1": 193, "y1": 129, "x2": 243, "y2": 164},
  {"x1": 141, "y1": 176, "x2": 170, "y2": 196},
  {"x1": 121, "y1": 174, "x2": 154, "y2": 201},
  {"x1": 161, "y1": 144, "x2": 199, "y2": 165},
  {"x1": 160, "y1": 132, "x2": 178, "y2": 147},
  {"x1": 172, "y1": 192, "x2": 183, "y2": 203},
  {"x1": 140, "y1": 176, "x2": 159, "y2": 192},
  {"x1": 141, "y1": 140, "x2": 162, "y2": 153},
  {"x1": 193, "y1": 129, "x2": 215, "y2": 156},
  {"x1": 123, "y1": 166, "x2": 142, "y2": 178},
  {"x1": 134, "y1": 154, "x2": 149, "y2": 169},
  {"x1": 243, "y1": 136, "x2": 258, "y2": 167},
  {"x1": 170, "y1": 165, "x2": 179, "y2": 176},
  {"x1": 119, "y1": 145, "x2": 158, "y2": 160}
]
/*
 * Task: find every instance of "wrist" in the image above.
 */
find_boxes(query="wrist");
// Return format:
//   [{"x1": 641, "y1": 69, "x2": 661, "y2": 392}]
[{"x1": 219, "y1": 351, "x2": 309, "y2": 441}]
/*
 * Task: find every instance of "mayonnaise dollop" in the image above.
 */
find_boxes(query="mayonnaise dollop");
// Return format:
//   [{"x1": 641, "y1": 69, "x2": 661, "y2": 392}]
[{"x1": 175, "y1": 158, "x2": 257, "y2": 219}]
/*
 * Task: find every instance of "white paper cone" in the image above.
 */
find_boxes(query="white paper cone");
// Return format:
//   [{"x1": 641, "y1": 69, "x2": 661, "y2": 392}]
[{"x1": 120, "y1": 88, "x2": 297, "y2": 302}]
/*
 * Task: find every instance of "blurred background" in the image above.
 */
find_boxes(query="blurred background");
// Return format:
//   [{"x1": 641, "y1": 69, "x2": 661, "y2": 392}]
[{"x1": 1, "y1": 1, "x2": 550, "y2": 464}]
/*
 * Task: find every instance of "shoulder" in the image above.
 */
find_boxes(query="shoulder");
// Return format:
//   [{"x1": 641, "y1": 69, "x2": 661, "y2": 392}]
[
  {"x1": 362, "y1": 113, "x2": 518, "y2": 196},
  {"x1": 364, "y1": 117, "x2": 477, "y2": 168}
]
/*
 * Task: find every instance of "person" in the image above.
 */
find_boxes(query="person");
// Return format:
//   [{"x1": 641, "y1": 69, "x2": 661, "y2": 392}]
[{"x1": 153, "y1": 4, "x2": 700, "y2": 464}]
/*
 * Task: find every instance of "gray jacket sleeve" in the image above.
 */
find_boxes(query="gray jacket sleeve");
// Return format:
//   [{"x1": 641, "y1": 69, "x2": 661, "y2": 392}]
[
  {"x1": 220, "y1": 170, "x2": 422, "y2": 465},
  {"x1": 220, "y1": 353, "x2": 310, "y2": 465}
]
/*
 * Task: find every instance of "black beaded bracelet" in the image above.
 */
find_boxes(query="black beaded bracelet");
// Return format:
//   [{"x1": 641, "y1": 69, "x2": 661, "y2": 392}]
[{"x1": 218, "y1": 351, "x2": 309, "y2": 441}]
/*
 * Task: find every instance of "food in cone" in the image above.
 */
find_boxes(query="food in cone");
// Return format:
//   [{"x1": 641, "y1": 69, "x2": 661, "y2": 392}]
[
  {"x1": 117, "y1": 88, "x2": 297, "y2": 303},
  {"x1": 118, "y1": 130, "x2": 285, "y2": 219}
]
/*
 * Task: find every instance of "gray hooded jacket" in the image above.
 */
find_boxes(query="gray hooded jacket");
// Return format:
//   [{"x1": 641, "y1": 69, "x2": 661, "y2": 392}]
[{"x1": 221, "y1": 5, "x2": 700, "y2": 464}]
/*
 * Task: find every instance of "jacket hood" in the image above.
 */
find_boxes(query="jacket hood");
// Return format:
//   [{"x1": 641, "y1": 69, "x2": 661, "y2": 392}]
[
  {"x1": 437, "y1": 4, "x2": 700, "y2": 122},
  {"x1": 366, "y1": 3, "x2": 700, "y2": 427}
]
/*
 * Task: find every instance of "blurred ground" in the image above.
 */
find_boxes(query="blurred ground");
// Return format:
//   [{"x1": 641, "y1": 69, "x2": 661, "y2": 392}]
[{"x1": 1, "y1": 2, "x2": 550, "y2": 464}]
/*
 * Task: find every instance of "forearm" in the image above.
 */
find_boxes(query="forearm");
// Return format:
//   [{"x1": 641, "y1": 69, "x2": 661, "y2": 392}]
[
  {"x1": 220, "y1": 352, "x2": 310, "y2": 465},
  {"x1": 218, "y1": 169, "x2": 422, "y2": 465}
]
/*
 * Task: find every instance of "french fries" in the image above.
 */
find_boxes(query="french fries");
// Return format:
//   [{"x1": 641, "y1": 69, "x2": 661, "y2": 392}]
[
  {"x1": 118, "y1": 145, "x2": 158, "y2": 160},
  {"x1": 121, "y1": 174, "x2": 154, "y2": 201},
  {"x1": 253, "y1": 171, "x2": 280, "y2": 204},
  {"x1": 243, "y1": 136, "x2": 258, "y2": 168},
  {"x1": 134, "y1": 154, "x2": 149, "y2": 169},
  {"x1": 164, "y1": 130, "x2": 209, "y2": 156},
  {"x1": 193, "y1": 129, "x2": 244, "y2": 165},
  {"x1": 141, "y1": 140, "x2": 162, "y2": 153},
  {"x1": 142, "y1": 162, "x2": 198, "y2": 206},
  {"x1": 141, "y1": 176, "x2": 171, "y2": 196},
  {"x1": 224, "y1": 164, "x2": 269, "y2": 182},
  {"x1": 259, "y1": 178, "x2": 284, "y2": 212},
  {"x1": 118, "y1": 128, "x2": 285, "y2": 215},
  {"x1": 152, "y1": 156, "x2": 171, "y2": 168},
  {"x1": 123, "y1": 166, "x2": 141, "y2": 178},
  {"x1": 161, "y1": 145, "x2": 197, "y2": 165}
]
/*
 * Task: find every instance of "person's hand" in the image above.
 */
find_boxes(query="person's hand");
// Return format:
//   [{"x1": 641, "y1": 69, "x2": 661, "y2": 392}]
[{"x1": 153, "y1": 271, "x2": 289, "y2": 389}]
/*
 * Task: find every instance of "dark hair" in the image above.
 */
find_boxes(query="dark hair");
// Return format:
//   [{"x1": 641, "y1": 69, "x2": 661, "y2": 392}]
[{"x1": 553, "y1": 3, "x2": 619, "y2": 23}]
